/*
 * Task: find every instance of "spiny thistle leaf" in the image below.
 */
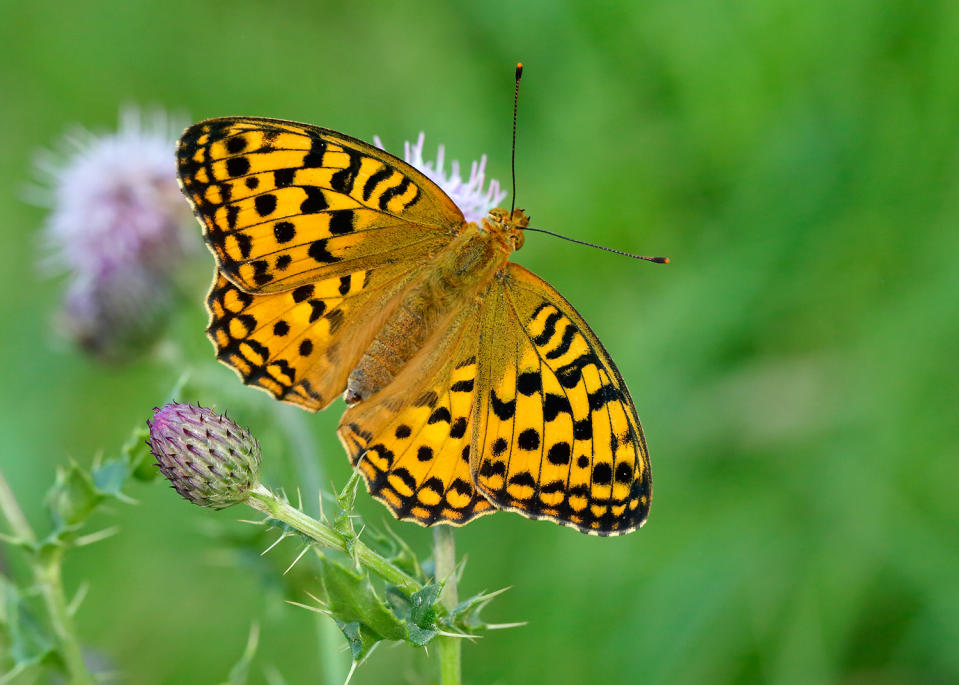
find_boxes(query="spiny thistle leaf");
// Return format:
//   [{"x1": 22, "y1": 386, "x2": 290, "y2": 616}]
[
  {"x1": 45, "y1": 461, "x2": 104, "y2": 530},
  {"x1": 317, "y1": 558, "x2": 406, "y2": 643},
  {"x1": 0, "y1": 577, "x2": 57, "y2": 673}
]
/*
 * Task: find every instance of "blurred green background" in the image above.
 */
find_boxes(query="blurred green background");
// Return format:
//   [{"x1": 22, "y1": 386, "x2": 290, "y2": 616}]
[{"x1": 2, "y1": 0, "x2": 957, "y2": 683}]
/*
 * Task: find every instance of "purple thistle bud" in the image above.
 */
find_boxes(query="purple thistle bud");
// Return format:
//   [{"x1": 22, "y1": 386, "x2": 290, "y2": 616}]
[
  {"x1": 373, "y1": 133, "x2": 507, "y2": 224},
  {"x1": 32, "y1": 107, "x2": 194, "y2": 359},
  {"x1": 147, "y1": 403, "x2": 261, "y2": 510}
]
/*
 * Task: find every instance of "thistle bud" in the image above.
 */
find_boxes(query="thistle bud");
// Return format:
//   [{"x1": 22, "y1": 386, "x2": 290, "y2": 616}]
[{"x1": 147, "y1": 403, "x2": 260, "y2": 509}]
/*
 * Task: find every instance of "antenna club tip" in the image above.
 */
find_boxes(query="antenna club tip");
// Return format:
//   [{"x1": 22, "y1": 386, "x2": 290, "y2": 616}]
[
  {"x1": 515, "y1": 63, "x2": 524, "y2": 78},
  {"x1": 657, "y1": 257, "x2": 670, "y2": 264}
]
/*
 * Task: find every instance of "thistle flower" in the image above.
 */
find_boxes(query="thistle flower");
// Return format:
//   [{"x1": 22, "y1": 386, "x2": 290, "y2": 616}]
[
  {"x1": 374, "y1": 132, "x2": 507, "y2": 224},
  {"x1": 147, "y1": 403, "x2": 261, "y2": 510},
  {"x1": 60, "y1": 265, "x2": 173, "y2": 359},
  {"x1": 32, "y1": 107, "x2": 193, "y2": 359}
]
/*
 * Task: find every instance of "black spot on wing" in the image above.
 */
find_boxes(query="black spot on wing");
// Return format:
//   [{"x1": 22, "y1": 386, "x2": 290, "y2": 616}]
[
  {"x1": 450, "y1": 417, "x2": 467, "y2": 439},
  {"x1": 543, "y1": 393, "x2": 572, "y2": 422},
  {"x1": 428, "y1": 407, "x2": 451, "y2": 424},
  {"x1": 517, "y1": 371, "x2": 541, "y2": 396},
  {"x1": 308, "y1": 238, "x2": 339, "y2": 264},
  {"x1": 450, "y1": 378, "x2": 474, "y2": 393},
  {"x1": 517, "y1": 428, "x2": 540, "y2": 451},
  {"x1": 274, "y1": 168, "x2": 295, "y2": 187},
  {"x1": 302, "y1": 138, "x2": 327, "y2": 167},
  {"x1": 300, "y1": 186, "x2": 328, "y2": 213},
  {"x1": 226, "y1": 156, "x2": 250, "y2": 177},
  {"x1": 328, "y1": 210, "x2": 354, "y2": 235},
  {"x1": 491, "y1": 390, "x2": 516, "y2": 420}
]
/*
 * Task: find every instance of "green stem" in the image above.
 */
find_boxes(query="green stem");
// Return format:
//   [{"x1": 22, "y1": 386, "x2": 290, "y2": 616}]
[
  {"x1": 0, "y1": 469, "x2": 34, "y2": 543},
  {"x1": 36, "y1": 551, "x2": 94, "y2": 685},
  {"x1": 246, "y1": 485, "x2": 422, "y2": 596},
  {"x1": 433, "y1": 525, "x2": 461, "y2": 685},
  {"x1": 0, "y1": 470, "x2": 94, "y2": 685}
]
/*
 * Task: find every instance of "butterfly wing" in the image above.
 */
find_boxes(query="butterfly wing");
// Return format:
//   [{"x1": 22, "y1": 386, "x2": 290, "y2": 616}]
[
  {"x1": 337, "y1": 301, "x2": 495, "y2": 526},
  {"x1": 181, "y1": 117, "x2": 468, "y2": 410},
  {"x1": 177, "y1": 117, "x2": 464, "y2": 293},
  {"x1": 206, "y1": 258, "x2": 424, "y2": 410},
  {"x1": 472, "y1": 263, "x2": 651, "y2": 536}
]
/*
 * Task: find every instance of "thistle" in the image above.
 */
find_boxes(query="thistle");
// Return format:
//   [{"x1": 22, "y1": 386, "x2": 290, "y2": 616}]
[
  {"x1": 374, "y1": 132, "x2": 506, "y2": 223},
  {"x1": 32, "y1": 107, "x2": 193, "y2": 358},
  {"x1": 147, "y1": 403, "x2": 261, "y2": 509}
]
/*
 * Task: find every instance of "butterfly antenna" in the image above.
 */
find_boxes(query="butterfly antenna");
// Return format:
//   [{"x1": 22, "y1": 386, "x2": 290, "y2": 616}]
[
  {"x1": 521, "y1": 226, "x2": 670, "y2": 263},
  {"x1": 510, "y1": 62, "x2": 523, "y2": 216}
]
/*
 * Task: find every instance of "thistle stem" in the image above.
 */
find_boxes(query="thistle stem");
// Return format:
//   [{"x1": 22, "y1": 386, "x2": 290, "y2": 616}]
[
  {"x1": 36, "y1": 550, "x2": 94, "y2": 685},
  {"x1": 0, "y1": 470, "x2": 94, "y2": 685},
  {"x1": 246, "y1": 485, "x2": 422, "y2": 596},
  {"x1": 433, "y1": 525, "x2": 461, "y2": 685},
  {"x1": 0, "y1": 469, "x2": 34, "y2": 543}
]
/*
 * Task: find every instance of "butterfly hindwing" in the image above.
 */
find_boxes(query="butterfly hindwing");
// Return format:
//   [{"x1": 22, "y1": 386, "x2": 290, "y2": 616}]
[
  {"x1": 206, "y1": 256, "x2": 424, "y2": 411},
  {"x1": 472, "y1": 263, "x2": 651, "y2": 536},
  {"x1": 177, "y1": 117, "x2": 464, "y2": 294},
  {"x1": 337, "y1": 303, "x2": 495, "y2": 526}
]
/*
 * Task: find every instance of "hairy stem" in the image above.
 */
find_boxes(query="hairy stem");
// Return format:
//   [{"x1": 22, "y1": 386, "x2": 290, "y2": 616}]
[
  {"x1": 433, "y1": 525, "x2": 461, "y2": 685},
  {"x1": 246, "y1": 485, "x2": 422, "y2": 596},
  {"x1": 0, "y1": 470, "x2": 94, "y2": 685},
  {"x1": 36, "y1": 551, "x2": 94, "y2": 685}
]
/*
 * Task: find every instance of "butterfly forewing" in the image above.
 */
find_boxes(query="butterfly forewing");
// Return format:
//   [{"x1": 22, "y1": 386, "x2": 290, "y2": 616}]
[
  {"x1": 177, "y1": 117, "x2": 465, "y2": 294},
  {"x1": 472, "y1": 264, "x2": 651, "y2": 536}
]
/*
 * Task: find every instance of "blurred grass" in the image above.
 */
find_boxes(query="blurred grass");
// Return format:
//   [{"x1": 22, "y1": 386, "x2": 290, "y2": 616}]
[{"x1": 1, "y1": 1, "x2": 957, "y2": 683}]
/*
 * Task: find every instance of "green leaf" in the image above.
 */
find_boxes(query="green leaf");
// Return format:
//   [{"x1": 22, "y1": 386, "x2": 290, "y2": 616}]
[
  {"x1": 448, "y1": 586, "x2": 517, "y2": 634},
  {"x1": 318, "y1": 557, "x2": 406, "y2": 657},
  {"x1": 404, "y1": 583, "x2": 440, "y2": 646},
  {"x1": 121, "y1": 425, "x2": 156, "y2": 481},
  {"x1": 333, "y1": 620, "x2": 380, "y2": 663},
  {"x1": 222, "y1": 623, "x2": 259, "y2": 685},
  {"x1": 0, "y1": 576, "x2": 56, "y2": 673},
  {"x1": 45, "y1": 462, "x2": 104, "y2": 531},
  {"x1": 332, "y1": 472, "x2": 361, "y2": 538},
  {"x1": 90, "y1": 459, "x2": 131, "y2": 496}
]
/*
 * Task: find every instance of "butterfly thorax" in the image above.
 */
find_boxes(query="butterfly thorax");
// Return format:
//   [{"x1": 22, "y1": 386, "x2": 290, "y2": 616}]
[
  {"x1": 344, "y1": 210, "x2": 527, "y2": 406},
  {"x1": 483, "y1": 207, "x2": 529, "y2": 253}
]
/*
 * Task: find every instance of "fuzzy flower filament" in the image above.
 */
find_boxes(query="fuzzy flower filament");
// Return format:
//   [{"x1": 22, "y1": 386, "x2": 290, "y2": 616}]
[
  {"x1": 374, "y1": 132, "x2": 507, "y2": 224},
  {"x1": 33, "y1": 107, "x2": 193, "y2": 359}
]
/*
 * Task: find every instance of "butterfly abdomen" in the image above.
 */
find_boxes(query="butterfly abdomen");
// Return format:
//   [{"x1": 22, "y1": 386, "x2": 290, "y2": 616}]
[{"x1": 345, "y1": 225, "x2": 507, "y2": 405}]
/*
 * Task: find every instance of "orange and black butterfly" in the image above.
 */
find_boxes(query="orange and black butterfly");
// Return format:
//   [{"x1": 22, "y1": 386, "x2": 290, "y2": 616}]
[{"x1": 176, "y1": 114, "x2": 653, "y2": 535}]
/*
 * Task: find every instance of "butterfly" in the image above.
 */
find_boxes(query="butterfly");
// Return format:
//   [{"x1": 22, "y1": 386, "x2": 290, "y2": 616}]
[{"x1": 176, "y1": 117, "x2": 652, "y2": 535}]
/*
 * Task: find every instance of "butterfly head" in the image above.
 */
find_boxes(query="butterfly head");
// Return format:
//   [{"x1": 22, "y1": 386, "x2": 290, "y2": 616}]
[{"x1": 483, "y1": 208, "x2": 530, "y2": 254}]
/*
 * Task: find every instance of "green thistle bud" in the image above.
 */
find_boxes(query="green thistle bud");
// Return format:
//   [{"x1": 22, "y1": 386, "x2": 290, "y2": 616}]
[{"x1": 147, "y1": 403, "x2": 260, "y2": 509}]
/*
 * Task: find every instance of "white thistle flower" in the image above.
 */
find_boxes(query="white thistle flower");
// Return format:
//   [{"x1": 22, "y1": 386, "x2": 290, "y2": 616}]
[
  {"x1": 374, "y1": 132, "x2": 507, "y2": 224},
  {"x1": 34, "y1": 107, "x2": 191, "y2": 278}
]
